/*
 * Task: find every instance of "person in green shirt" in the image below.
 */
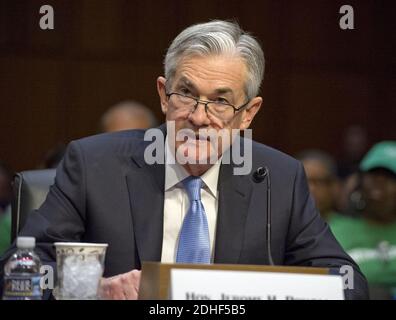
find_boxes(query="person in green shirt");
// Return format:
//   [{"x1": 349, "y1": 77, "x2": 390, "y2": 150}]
[
  {"x1": 330, "y1": 141, "x2": 396, "y2": 299},
  {"x1": 0, "y1": 205, "x2": 11, "y2": 255},
  {"x1": 0, "y1": 161, "x2": 13, "y2": 256}
]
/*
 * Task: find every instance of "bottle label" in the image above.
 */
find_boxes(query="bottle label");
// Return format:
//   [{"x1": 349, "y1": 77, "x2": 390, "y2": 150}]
[{"x1": 3, "y1": 275, "x2": 42, "y2": 300}]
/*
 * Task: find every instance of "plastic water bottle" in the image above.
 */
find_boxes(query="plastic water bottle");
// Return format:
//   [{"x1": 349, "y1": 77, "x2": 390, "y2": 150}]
[{"x1": 2, "y1": 237, "x2": 42, "y2": 300}]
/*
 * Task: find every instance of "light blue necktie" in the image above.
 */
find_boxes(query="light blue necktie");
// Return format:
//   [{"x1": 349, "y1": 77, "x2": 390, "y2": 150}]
[{"x1": 176, "y1": 176, "x2": 211, "y2": 264}]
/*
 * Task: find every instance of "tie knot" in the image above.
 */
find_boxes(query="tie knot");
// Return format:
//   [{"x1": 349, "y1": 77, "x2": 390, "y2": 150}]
[{"x1": 183, "y1": 176, "x2": 203, "y2": 201}]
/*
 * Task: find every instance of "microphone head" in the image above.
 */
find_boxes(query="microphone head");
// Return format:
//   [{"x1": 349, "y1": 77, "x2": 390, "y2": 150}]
[{"x1": 252, "y1": 166, "x2": 267, "y2": 183}]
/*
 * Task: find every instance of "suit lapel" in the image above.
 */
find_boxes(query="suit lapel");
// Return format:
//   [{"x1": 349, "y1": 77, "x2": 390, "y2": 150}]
[
  {"x1": 126, "y1": 129, "x2": 166, "y2": 264},
  {"x1": 214, "y1": 159, "x2": 253, "y2": 264}
]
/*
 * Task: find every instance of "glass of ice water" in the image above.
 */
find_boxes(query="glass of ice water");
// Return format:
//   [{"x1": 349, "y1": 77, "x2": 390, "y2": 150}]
[{"x1": 53, "y1": 242, "x2": 108, "y2": 300}]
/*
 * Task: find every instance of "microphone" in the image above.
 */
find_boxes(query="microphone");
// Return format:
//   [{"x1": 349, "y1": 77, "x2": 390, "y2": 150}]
[
  {"x1": 252, "y1": 166, "x2": 267, "y2": 183},
  {"x1": 252, "y1": 166, "x2": 274, "y2": 265}
]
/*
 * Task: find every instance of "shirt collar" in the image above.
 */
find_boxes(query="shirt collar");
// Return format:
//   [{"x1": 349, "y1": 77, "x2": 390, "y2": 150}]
[{"x1": 164, "y1": 136, "x2": 221, "y2": 198}]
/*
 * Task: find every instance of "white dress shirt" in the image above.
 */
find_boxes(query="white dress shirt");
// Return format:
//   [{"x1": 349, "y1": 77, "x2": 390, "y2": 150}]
[{"x1": 160, "y1": 137, "x2": 221, "y2": 263}]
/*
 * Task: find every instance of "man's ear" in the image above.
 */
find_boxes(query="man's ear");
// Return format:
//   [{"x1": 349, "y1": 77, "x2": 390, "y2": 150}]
[
  {"x1": 157, "y1": 76, "x2": 168, "y2": 114},
  {"x1": 240, "y1": 97, "x2": 262, "y2": 130}
]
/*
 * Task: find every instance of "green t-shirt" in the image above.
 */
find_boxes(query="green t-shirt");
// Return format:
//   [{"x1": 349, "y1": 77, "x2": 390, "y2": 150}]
[
  {"x1": 329, "y1": 214, "x2": 396, "y2": 290},
  {"x1": 0, "y1": 208, "x2": 11, "y2": 256}
]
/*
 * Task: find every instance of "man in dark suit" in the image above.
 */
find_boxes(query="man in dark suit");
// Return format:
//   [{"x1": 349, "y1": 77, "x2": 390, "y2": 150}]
[{"x1": 0, "y1": 20, "x2": 368, "y2": 299}]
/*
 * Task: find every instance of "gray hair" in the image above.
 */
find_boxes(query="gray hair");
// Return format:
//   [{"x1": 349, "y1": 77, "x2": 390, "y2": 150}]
[{"x1": 164, "y1": 20, "x2": 265, "y2": 100}]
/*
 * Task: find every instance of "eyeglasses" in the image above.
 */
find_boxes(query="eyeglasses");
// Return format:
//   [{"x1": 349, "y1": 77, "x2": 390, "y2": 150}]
[{"x1": 166, "y1": 92, "x2": 250, "y2": 122}]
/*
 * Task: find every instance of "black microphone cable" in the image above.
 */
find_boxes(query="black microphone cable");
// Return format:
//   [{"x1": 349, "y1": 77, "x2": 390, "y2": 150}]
[{"x1": 253, "y1": 166, "x2": 274, "y2": 265}]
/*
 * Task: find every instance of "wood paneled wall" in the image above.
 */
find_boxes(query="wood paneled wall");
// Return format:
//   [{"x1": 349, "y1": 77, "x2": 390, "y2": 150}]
[{"x1": 1, "y1": 0, "x2": 395, "y2": 171}]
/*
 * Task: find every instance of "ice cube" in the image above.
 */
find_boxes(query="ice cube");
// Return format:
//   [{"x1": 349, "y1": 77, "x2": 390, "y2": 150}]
[{"x1": 62, "y1": 255, "x2": 103, "y2": 299}]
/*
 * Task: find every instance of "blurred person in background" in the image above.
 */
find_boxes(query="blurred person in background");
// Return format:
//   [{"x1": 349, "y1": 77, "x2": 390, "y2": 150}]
[
  {"x1": 0, "y1": 161, "x2": 12, "y2": 215},
  {"x1": 331, "y1": 141, "x2": 396, "y2": 299},
  {"x1": 298, "y1": 150, "x2": 342, "y2": 224},
  {"x1": 337, "y1": 125, "x2": 369, "y2": 179},
  {"x1": 0, "y1": 161, "x2": 13, "y2": 255},
  {"x1": 337, "y1": 172, "x2": 363, "y2": 217},
  {"x1": 336, "y1": 126, "x2": 370, "y2": 216},
  {"x1": 100, "y1": 100, "x2": 158, "y2": 132}
]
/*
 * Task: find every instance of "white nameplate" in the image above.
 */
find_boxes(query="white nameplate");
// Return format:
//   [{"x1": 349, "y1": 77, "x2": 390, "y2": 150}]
[{"x1": 170, "y1": 269, "x2": 344, "y2": 300}]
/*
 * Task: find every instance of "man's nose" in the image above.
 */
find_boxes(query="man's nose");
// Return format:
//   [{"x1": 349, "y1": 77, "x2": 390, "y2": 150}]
[{"x1": 188, "y1": 103, "x2": 211, "y2": 126}]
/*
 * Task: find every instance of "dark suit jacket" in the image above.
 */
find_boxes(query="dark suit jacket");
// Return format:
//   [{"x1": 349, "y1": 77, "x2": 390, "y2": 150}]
[{"x1": 0, "y1": 125, "x2": 369, "y2": 299}]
